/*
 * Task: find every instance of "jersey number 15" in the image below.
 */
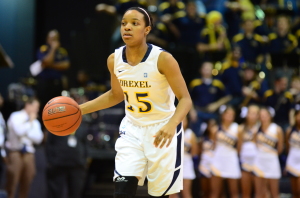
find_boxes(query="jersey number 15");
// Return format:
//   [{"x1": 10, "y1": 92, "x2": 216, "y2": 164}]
[{"x1": 124, "y1": 92, "x2": 152, "y2": 113}]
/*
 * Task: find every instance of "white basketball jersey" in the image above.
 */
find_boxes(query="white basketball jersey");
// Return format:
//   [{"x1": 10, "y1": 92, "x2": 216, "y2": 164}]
[{"x1": 114, "y1": 44, "x2": 176, "y2": 126}]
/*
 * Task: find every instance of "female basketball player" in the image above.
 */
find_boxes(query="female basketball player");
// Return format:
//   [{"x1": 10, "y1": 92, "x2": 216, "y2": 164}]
[
  {"x1": 210, "y1": 106, "x2": 242, "y2": 198},
  {"x1": 199, "y1": 119, "x2": 217, "y2": 198},
  {"x1": 79, "y1": 7, "x2": 192, "y2": 198},
  {"x1": 252, "y1": 107, "x2": 283, "y2": 198},
  {"x1": 170, "y1": 116, "x2": 198, "y2": 198},
  {"x1": 285, "y1": 110, "x2": 300, "y2": 198},
  {"x1": 239, "y1": 105, "x2": 260, "y2": 198}
]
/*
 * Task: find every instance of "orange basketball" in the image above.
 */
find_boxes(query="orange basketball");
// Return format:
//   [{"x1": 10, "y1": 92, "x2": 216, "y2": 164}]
[{"x1": 42, "y1": 96, "x2": 82, "y2": 136}]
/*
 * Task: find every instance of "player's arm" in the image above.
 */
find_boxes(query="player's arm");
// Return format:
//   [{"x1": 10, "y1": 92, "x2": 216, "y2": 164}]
[
  {"x1": 154, "y1": 52, "x2": 192, "y2": 148},
  {"x1": 80, "y1": 53, "x2": 124, "y2": 115},
  {"x1": 277, "y1": 126, "x2": 284, "y2": 154}
]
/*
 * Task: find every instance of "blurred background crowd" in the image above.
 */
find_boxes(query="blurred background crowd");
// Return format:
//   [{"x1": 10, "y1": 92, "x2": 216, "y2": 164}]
[{"x1": 0, "y1": 0, "x2": 300, "y2": 197}]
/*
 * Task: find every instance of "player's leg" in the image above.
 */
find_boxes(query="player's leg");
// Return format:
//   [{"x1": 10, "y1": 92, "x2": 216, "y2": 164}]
[
  {"x1": 19, "y1": 153, "x2": 36, "y2": 198},
  {"x1": 268, "y1": 179, "x2": 279, "y2": 198},
  {"x1": 200, "y1": 177, "x2": 210, "y2": 198},
  {"x1": 209, "y1": 175, "x2": 223, "y2": 198},
  {"x1": 227, "y1": 178, "x2": 239, "y2": 198},
  {"x1": 114, "y1": 119, "x2": 147, "y2": 198},
  {"x1": 241, "y1": 171, "x2": 252, "y2": 198},
  {"x1": 5, "y1": 152, "x2": 23, "y2": 198},
  {"x1": 145, "y1": 122, "x2": 184, "y2": 197},
  {"x1": 254, "y1": 176, "x2": 267, "y2": 198}
]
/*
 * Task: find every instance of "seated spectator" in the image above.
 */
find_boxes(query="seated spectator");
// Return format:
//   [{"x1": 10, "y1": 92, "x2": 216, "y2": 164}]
[
  {"x1": 290, "y1": 76, "x2": 300, "y2": 104},
  {"x1": 232, "y1": 19, "x2": 266, "y2": 64},
  {"x1": 219, "y1": 45, "x2": 244, "y2": 106},
  {"x1": 197, "y1": 11, "x2": 231, "y2": 63},
  {"x1": 189, "y1": 62, "x2": 231, "y2": 136},
  {"x1": 5, "y1": 97, "x2": 44, "y2": 198},
  {"x1": 268, "y1": 15, "x2": 298, "y2": 67},
  {"x1": 263, "y1": 75, "x2": 294, "y2": 130}
]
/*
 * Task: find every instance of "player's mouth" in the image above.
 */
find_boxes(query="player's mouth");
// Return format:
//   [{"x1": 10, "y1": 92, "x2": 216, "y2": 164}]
[{"x1": 123, "y1": 33, "x2": 132, "y2": 38}]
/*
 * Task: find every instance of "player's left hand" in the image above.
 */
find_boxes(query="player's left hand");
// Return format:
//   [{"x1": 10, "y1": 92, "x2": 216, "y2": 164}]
[{"x1": 153, "y1": 123, "x2": 176, "y2": 148}]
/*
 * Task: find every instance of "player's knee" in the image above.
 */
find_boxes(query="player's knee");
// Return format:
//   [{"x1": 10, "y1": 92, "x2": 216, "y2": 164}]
[{"x1": 114, "y1": 176, "x2": 138, "y2": 198}]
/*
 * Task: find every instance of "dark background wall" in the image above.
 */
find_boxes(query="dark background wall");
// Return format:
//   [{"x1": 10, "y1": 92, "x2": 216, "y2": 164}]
[
  {"x1": 0, "y1": 0, "x2": 35, "y2": 98},
  {"x1": 0, "y1": 0, "x2": 116, "y2": 98}
]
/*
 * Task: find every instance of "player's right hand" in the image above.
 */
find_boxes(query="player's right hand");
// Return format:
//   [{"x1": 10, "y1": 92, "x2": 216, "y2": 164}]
[{"x1": 153, "y1": 123, "x2": 176, "y2": 149}]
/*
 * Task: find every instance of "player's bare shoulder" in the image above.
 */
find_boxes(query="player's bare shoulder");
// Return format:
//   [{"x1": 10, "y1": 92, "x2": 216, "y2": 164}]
[
  {"x1": 107, "y1": 53, "x2": 115, "y2": 72},
  {"x1": 157, "y1": 51, "x2": 179, "y2": 74}
]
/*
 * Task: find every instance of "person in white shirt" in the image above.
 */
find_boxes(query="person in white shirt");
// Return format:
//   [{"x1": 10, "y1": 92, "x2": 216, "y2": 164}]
[{"x1": 5, "y1": 97, "x2": 44, "y2": 198}]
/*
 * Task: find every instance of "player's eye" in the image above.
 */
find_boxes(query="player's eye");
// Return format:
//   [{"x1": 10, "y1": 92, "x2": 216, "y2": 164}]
[
  {"x1": 121, "y1": 22, "x2": 126, "y2": 26},
  {"x1": 133, "y1": 22, "x2": 138, "y2": 26}
]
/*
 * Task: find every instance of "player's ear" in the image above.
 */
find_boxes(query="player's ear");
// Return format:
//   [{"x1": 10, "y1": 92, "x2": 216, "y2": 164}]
[{"x1": 145, "y1": 26, "x2": 151, "y2": 35}]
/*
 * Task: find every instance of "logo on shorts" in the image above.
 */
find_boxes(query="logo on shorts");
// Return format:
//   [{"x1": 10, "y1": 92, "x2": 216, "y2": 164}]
[
  {"x1": 115, "y1": 177, "x2": 127, "y2": 182},
  {"x1": 119, "y1": 130, "x2": 126, "y2": 135},
  {"x1": 48, "y1": 106, "x2": 66, "y2": 115},
  {"x1": 144, "y1": 73, "x2": 148, "y2": 78}
]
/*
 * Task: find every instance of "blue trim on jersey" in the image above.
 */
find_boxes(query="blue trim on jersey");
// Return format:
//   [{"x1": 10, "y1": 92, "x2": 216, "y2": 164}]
[
  {"x1": 177, "y1": 122, "x2": 182, "y2": 133},
  {"x1": 175, "y1": 132, "x2": 182, "y2": 168},
  {"x1": 162, "y1": 169, "x2": 180, "y2": 196},
  {"x1": 114, "y1": 170, "x2": 122, "y2": 176},
  {"x1": 122, "y1": 43, "x2": 153, "y2": 63}
]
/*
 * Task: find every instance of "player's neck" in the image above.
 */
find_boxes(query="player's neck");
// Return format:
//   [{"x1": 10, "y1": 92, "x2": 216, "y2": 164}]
[{"x1": 125, "y1": 42, "x2": 148, "y2": 66}]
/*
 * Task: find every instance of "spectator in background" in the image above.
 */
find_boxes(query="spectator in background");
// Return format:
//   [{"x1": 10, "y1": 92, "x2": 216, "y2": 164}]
[
  {"x1": 240, "y1": 63, "x2": 268, "y2": 108},
  {"x1": 46, "y1": 96, "x2": 89, "y2": 198},
  {"x1": 35, "y1": 30, "x2": 70, "y2": 118},
  {"x1": 5, "y1": 98, "x2": 44, "y2": 198},
  {"x1": 263, "y1": 75, "x2": 294, "y2": 130},
  {"x1": 199, "y1": 119, "x2": 216, "y2": 198},
  {"x1": 172, "y1": 1, "x2": 206, "y2": 83},
  {"x1": 253, "y1": 107, "x2": 283, "y2": 198},
  {"x1": 290, "y1": 76, "x2": 300, "y2": 105},
  {"x1": 96, "y1": 0, "x2": 148, "y2": 50},
  {"x1": 197, "y1": 11, "x2": 231, "y2": 63},
  {"x1": 232, "y1": 19, "x2": 266, "y2": 65},
  {"x1": 189, "y1": 62, "x2": 231, "y2": 136},
  {"x1": 239, "y1": 105, "x2": 260, "y2": 198},
  {"x1": 147, "y1": 7, "x2": 170, "y2": 49},
  {"x1": 158, "y1": 0, "x2": 185, "y2": 17},
  {"x1": 224, "y1": 0, "x2": 256, "y2": 39},
  {"x1": 285, "y1": 110, "x2": 300, "y2": 198},
  {"x1": 268, "y1": 15, "x2": 298, "y2": 68},
  {"x1": 219, "y1": 45, "x2": 244, "y2": 106}
]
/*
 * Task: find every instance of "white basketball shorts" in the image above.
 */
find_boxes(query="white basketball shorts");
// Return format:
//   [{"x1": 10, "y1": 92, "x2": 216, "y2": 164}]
[{"x1": 114, "y1": 117, "x2": 184, "y2": 196}]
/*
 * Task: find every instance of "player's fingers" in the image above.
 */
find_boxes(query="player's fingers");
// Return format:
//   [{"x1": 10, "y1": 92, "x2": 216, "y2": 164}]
[
  {"x1": 153, "y1": 133, "x2": 163, "y2": 147},
  {"x1": 166, "y1": 137, "x2": 172, "y2": 147},
  {"x1": 159, "y1": 138, "x2": 168, "y2": 149}
]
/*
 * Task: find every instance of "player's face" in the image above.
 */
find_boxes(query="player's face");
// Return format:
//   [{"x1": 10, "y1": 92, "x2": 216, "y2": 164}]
[{"x1": 121, "y1": 10, "x2": 150, "y2": 45}]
